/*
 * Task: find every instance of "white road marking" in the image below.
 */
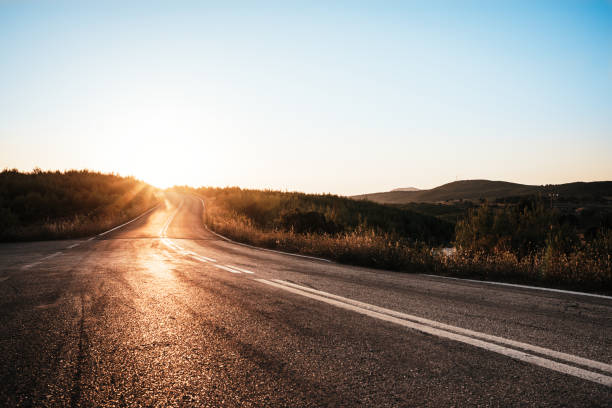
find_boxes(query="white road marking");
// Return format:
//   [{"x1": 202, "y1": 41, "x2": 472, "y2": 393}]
[
  {"x1": 226, "y1": 265, "x2": 255, "y2": 274},
  {"x1": 98, "y1": 204, "x2": 160, "y2": 237},
  {"x1": 161, "y1": 237, "x2": 217, "y2": 264},
  {"x1": 422, "y1": 274, "x2": 612, "y2": 300},
  {"x1": 162, "y1": 237, "x2": 242, "y2": 276},
  {"x1": 87, "y1": 237, "x2": 96, "y2": 242},
  {"x1": 159, "y1": 201, "x2": 183, "y2": 237},
  {"x1": 20, "y1": 251, "x2": 63, "y2": 270},
  {"x1": 159, "y1": 204, "x2": 220, "y2": 266},
  {"x1": 272, "y1": 279, "x2": 612, "y2": 374},
  {"x1": 214, "y1": 264, "x2": 242, "y2": 274},
  {"x1": 188, "y1": 254, "x2": 214, "y2": 263},
  {"x1": 256, "y1": 279, "x2": 612, "y2": 387},
  {"x1": 184, "y1": 251, "x2": 216, "y2": 262},
  {"x1": 66, "y1": 243, "x2": 80, "y2": 249},
  {"x1": 21, "y1": 261, "x2": 41, "y2": 270},
  {"x1": 42, "y1": 251, "x2": 62, "y2": 260}
]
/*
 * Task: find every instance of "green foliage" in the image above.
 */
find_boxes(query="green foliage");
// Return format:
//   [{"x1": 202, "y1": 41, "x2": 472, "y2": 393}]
[
  {"x1": 455, "y1": 198, "x2": 582, "y2": 255},
  {"x1": 0, "y1": 169, "x2": 158, "y2": 241},
  {"x1": 397, "y1": 202, "x2": 470, "y2": 224},
  {"x1": 447, "y1": 198, "x2": 611, "y2": 291}
]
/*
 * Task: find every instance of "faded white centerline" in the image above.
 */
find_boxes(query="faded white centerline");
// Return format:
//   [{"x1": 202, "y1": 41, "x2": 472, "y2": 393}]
[
  {"x1": 21, "y1": 251, "x2": 63, "y2": 270},
  {"x1": 42, "y1": 251, "x2": 62, "y2": 260},
  {"x1": 256, "y1": 278, "x2": 612, "y2": 387},
  {"x1": 226, "y1": 265, "x2": 255, "y2": 274},
  {"x1": 214, "y1": 264, "x2": 242, "y2": 274},
  {"x1": 159, "y1": 203, "x2": 248, "y2": 275}
]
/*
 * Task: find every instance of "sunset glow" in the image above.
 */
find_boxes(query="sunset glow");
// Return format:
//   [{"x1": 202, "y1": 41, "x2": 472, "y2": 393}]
[{"x1": 1, "y1": 1, "x2": 611, "y2": 194}]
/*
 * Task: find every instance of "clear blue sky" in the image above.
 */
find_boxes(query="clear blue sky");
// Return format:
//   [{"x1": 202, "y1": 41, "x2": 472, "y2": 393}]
[{"x1": 1, "y1": 1, "x2": 611, "y2": 194}]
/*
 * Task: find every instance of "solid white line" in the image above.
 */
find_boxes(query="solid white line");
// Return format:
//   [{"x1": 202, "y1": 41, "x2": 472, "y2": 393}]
[
  {"x1": 214, "y1": 264, "x2": 242, "y2": 274},
  {"x1": 98, "y1": 204, "x2": 160, "y2": 237},
  {"x1": 272, "y1": 279, "x2": 612, "y2": 374},
  {"x1": 422, "y1": 274, "x2": 612, "y2": 301},
  {"x1": 226, "y1": 265, "x2": 255, "y2": 274},
  {"x1": 256, "y1": 279, "x2": 612, "y2": 387}
]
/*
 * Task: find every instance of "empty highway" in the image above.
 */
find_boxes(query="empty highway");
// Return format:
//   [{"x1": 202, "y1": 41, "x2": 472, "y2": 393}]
[{"x1": 0, "y1": 193, "x2": 610, "y2": 407}]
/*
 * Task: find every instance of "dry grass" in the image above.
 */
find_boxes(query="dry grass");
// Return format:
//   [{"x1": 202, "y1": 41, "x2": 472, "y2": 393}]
[
  {"x1": 205, "y1": 199, "x2": 433, "y2": 270},
  {"x1": 204, "y1": 196, "x2": 612, "y2": 293},
  {"x1": 435, "y1": 245, "x2": 611, "y2": 291}
]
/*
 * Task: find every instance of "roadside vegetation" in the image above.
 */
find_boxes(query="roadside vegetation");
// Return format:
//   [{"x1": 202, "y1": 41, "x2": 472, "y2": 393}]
[
  {"x1": 0, "y1": 169, "x2": 158, "y2": 241},
  {"x1": 172, "y1": 186, "x2": 452, "y2": 270},
  {"x1": 443, "y1": 198, "x2": 612, "y2": 291},
  {"x1": 175, "y1": 186, "x2": 611, "y2": 293}
]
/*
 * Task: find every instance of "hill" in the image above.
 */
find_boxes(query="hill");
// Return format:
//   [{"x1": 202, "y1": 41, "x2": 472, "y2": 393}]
[
  {"x1": 352, "y1": 180, "x2": 612, "y2": 204},
  {"x1": 391, "y1": 187, "x2": 420, "y2": 192}
]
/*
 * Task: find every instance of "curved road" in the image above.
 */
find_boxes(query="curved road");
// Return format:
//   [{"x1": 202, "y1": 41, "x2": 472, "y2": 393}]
[{"x1": 0, "y1": 193, "x2": 610, "y2": 406}]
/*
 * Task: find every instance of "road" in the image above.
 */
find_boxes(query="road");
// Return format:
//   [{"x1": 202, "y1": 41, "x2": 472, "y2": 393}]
[{"x1": 0, "y1": 193, "x2": 610, "y2": 407}]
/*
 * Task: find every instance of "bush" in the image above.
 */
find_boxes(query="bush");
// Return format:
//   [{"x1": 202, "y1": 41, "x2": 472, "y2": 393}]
[{"x1": 0, "y1": 169, "x2": 159, "y2": 241}]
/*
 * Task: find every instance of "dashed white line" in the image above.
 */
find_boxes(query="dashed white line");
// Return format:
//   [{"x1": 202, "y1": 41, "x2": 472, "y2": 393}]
[
  {"x1": 226, "y1": 265, "x2": 255, "y2": 274},
  {"x1": 21, "y1": 261, "x2": 42, "y2": 270},
  {"x1": 160, "y1": 199, "x2": 254, "y2": 276},
  {"x1": 256, "y1": 279, "x2": 612, "y2": 387},
  {"x1": 214, "y1": 264, "x2": 242, "y2": 274},
  {"x1": 66, "y1": 243, "x2": 80, "y2": 249},
  {"x1": 42, "y1": 251, "x2": 62, "y2": 260},
  {"x1": 185, "y1": 251, "x2": 216, "y2": 263}
]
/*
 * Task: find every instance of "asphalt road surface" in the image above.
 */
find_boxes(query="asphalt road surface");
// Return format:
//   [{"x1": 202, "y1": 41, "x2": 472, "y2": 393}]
[{"x1": 1, "y1": 193, "x2": 610, "y2": 407}]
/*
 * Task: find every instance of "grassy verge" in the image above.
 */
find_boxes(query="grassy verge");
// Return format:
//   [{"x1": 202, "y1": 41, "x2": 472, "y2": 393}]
[
  {"x1": 0, "y1": 169, "x2": 159, "y2": 241},
  {"x1": 193, "y1": 188, "x2": 611, "y2": 294}
]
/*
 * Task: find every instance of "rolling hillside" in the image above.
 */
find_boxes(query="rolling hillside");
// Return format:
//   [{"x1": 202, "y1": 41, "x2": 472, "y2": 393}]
[{"x1": 353, "y1": 180, "x2": 612, "y2": 204}]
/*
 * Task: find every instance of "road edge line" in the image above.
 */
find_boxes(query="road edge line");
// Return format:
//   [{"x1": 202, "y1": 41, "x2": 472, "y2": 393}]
[
  {"x1": 97, "y1": 203, "x2": 161, "y2": 238},
  {"x1": 421, "y1": 274, "x2": 612, "y2": 301}
]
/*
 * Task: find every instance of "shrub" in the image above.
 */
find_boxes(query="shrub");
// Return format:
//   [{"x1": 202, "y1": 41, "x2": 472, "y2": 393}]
[{"x1": 0, "y1": 169, "x2": 159, "y2": 241}]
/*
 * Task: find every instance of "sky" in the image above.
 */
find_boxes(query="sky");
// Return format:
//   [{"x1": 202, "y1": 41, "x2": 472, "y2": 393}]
[{"x1": 1, "y1": 1, "x2": 611, "y2": 195}]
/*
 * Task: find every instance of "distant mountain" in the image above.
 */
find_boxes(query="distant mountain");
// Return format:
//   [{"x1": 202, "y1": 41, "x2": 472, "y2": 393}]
[
  {"x1": 352, "y1": 180, "x2": 612, "y2": 204},
  {"x1": 391, "y1": 187, "x2": 420, "y2": 192}
]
